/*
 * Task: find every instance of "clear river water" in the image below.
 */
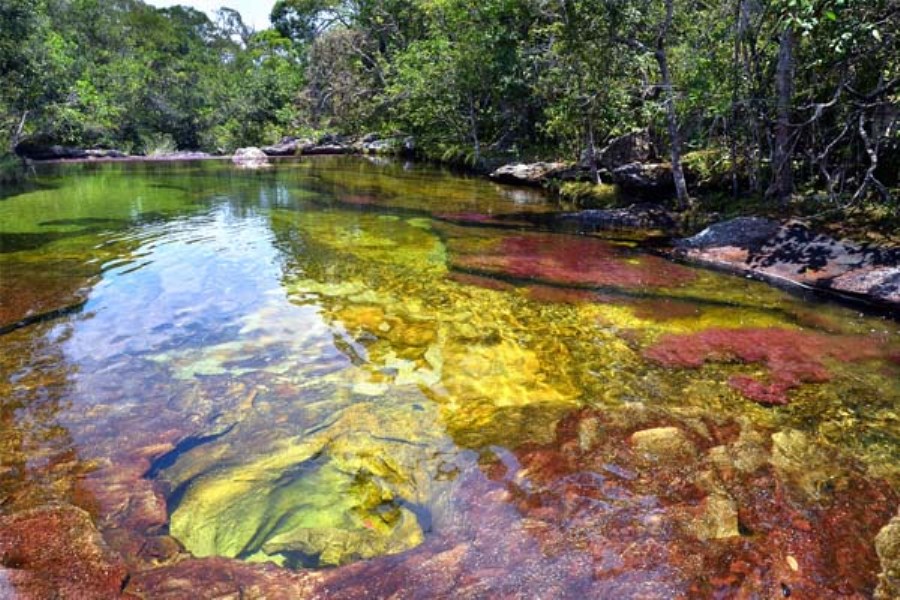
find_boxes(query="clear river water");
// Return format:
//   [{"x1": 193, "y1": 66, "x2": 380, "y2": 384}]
[{"x1": 0, "y1": 157, "x2": 898, "y2": 598}]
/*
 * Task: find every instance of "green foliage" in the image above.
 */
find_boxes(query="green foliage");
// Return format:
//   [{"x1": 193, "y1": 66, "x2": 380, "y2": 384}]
[
  {"x1": 0, "y1": 0, "x2": 304, "y2": 155},
  {"x1": 0, "y1": 154, "x2": 25, "y2": 185},
  {"x1": 1, "y1": 0, "x2": 896, "y2": 211}
]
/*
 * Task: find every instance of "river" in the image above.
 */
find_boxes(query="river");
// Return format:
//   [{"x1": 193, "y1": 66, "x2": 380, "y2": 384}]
[{"x1": 1, "y1": 157, "x2": 898, "y2": 597}]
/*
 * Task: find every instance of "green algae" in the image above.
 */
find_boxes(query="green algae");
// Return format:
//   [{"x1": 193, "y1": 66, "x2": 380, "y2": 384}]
[{"x1": 164, "y1": 395, "x2": 454, "y2": 567}]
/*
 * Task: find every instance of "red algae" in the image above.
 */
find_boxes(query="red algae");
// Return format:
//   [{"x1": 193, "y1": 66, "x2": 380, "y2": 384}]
[
  {"x1": 450, "y1": 231, "x2": 696, "y2": 289},
  {"x1": 0, "y1": 505, "x2": 128, "y2": 599},
  {"x1": 643, "y1": 327, "x2": 888, "y2": 405}
]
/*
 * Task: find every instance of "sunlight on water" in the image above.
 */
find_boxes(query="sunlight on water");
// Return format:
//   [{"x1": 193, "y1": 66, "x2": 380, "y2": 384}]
[{"x1": 1, "y1": 157, "x2": 898, "y2": 595}]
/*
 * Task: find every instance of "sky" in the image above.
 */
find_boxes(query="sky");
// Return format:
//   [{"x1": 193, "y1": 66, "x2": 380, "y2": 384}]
[{"x1": 144, "y1": 0, "x2": 276, "y2": 31}]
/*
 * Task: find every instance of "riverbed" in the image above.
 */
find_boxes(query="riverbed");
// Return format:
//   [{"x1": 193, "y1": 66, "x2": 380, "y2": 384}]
[{"x1": 1, "y1": 157, "x2": 898, "y2": 598}]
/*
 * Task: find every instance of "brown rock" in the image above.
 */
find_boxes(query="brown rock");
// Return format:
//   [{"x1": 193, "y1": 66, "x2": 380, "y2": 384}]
[
  {"x1": 596, "y1": 130, "x2": 656, "y2": 170},
  {"x1": 232, "y1": 147, "x2": 270, "y2": 168}
]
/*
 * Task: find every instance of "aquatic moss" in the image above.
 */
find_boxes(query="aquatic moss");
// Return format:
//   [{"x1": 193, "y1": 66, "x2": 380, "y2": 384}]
[{"x1": 644, "y1": 327, "x2": 893, "y2": 405}]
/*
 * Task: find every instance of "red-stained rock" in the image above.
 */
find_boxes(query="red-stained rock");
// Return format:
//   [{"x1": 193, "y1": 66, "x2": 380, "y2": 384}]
[
  {"x1": 0, "y1": 504, "x2": 128, "y2": 599},
  {"x1": 643, "y1": 327, "x2": 888, "y2": 405}
]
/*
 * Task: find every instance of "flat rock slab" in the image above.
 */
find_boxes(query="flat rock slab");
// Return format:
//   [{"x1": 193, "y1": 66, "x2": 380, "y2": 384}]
[
  {"x1": 675, "y1": 218, "x2": 900, "y2": 309},
  {"x1": 490, "y1": 162, "x2": 570, "y2": 186}
]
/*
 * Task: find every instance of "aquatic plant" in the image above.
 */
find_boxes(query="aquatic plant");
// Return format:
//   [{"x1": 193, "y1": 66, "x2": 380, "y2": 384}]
[
  {"x1": 449, "y1": 230, "x2": 696, "y2": 289},
  {"x1": 644, "y1": 327, "x2": 890, "y2": 405}
]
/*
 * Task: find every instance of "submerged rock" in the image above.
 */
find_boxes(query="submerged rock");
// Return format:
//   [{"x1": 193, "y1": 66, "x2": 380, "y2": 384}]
[
  {"x1": 447, "y1": 229, "x2": 696, "y2": 290},
  {"x1": 161, "y1": 398, "x2": 454, "y2": 568},
  {"x1": 486, "y1": 407, "x2": 898, "y2": 597},
  {"x1": 629, "y1": 426, "x2": 697, "y2": 463},
  {"x1": 0, "y1": 505, "x2": 128, "y2": 598}
]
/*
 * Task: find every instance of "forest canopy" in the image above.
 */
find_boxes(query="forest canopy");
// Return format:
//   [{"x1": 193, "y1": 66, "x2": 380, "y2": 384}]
[{"x1": 1, "y1": 0, "x2": 897, "y2": 206}]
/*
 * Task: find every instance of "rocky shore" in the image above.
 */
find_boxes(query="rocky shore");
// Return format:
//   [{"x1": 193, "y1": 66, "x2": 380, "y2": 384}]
[
  {"x1": 672, "y1": 217, "x2": 900, "y2": 314},
  {"x1": 13, "y1": 133, "x2": 416, "y2": 164}
]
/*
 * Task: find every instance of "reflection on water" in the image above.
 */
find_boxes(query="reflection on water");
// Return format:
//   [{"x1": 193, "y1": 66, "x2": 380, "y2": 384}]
[{"x1": 0, "y1": 157, "x2": 898, "y2": 596}]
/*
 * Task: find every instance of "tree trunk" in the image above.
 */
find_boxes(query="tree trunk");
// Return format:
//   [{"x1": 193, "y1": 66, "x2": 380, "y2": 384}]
[
  {"x1": 467, "y1": 94, "x2": 481, "y2": 166},
  {"x1": 585, "y1": 117, "x2": 599, "y2": 184},
  {"x1": 11, "y1": 110, "x2": 28, "y2": 154},
  {"x1": 770, "y1": 25, "x2": 794, "y2": 204},
  {"x1": 729, "y1": 0, "x2": 742, "y2": 198},
  {"x1": 656, "y1": 0, "x2": 690, "y2": 209}
]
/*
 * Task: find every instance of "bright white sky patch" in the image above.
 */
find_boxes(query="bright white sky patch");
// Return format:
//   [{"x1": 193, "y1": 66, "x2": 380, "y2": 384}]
[{"x1": 143, "y1": 0, "x2": 276, "y2": 31}]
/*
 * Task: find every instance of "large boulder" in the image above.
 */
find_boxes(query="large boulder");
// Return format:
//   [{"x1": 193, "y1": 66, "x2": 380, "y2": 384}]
[
  {"x1": 677, "y1": 217, "x2": 781, "y2": 253},
  {"x1": 489, "y1": 162, "x2": 569, "y2": 186},
  {"x1": 610, "y1": 162, "x2": 674, "y2": 195},
  {"x1": 552, "y1": 203, "x2": 678, "y2": 239},
  {"x1": 85, "y1": 148, "x2": 127, "y2": 159},
  {"x1": 302, "y1": 143, "x2": 351, "y2": 155},
  {"x1": 595, "y1": 130, "x2": 655, "y2": 170},
  {"x1": 147, "y1": 151, "x2": 213, "y2": 161},
  {"x1": 232, "y1": 146, "x2": 270, "y2": 168}
]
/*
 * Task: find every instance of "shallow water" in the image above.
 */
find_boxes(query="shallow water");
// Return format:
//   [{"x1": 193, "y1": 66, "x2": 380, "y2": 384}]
[{"x1": 1, "y1": 157, "x2": 898, "y2": 597}]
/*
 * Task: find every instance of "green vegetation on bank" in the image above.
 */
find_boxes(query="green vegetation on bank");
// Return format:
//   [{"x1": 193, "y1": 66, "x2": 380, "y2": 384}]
[
  {"x1": 1, "y1": 0, "x2": 897, "y2": 215},
  {"x1": 1, "y1": 0, "x2": 302, "y2": 156}
]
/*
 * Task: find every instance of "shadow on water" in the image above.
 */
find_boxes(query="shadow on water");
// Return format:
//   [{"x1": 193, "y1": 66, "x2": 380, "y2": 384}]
[{"x1": 0, "y1": 179, "x2": 61, "y2": 202}]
